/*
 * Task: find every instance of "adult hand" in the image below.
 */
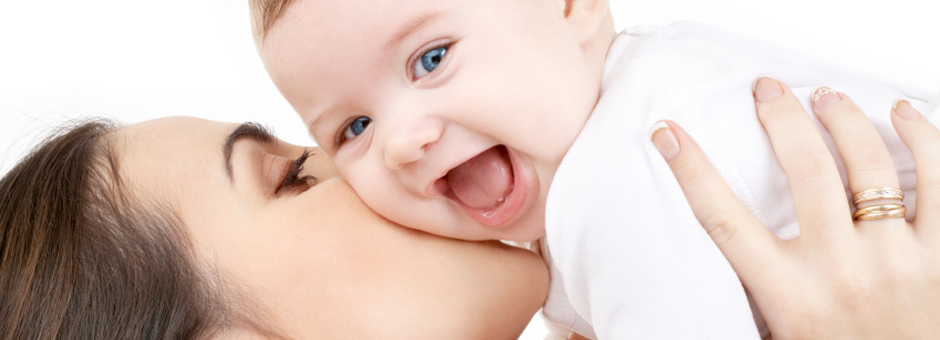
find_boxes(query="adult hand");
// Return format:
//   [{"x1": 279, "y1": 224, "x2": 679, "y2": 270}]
[{"x1": 650, "y1": 78, "x2": 940, "y2": 339}]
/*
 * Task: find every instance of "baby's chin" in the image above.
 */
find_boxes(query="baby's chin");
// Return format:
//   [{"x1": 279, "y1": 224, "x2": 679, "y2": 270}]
[
  {"x1": 476, "y1": 195, "x2": 549, "y2": 243},
  {"x1": 501, "y1": 219, "x2": 549, "y2": 243}
]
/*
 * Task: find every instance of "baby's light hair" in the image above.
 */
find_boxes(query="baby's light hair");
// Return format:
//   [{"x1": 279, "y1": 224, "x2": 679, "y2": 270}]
[{"x1": 248, "y1": 0, "x2": 296, "y2": 42}]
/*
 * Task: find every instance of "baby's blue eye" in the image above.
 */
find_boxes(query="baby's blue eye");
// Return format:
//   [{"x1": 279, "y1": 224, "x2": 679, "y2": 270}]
[
  {"x1": 343, "y1": 116, "x2": 371, "y2": 141},
  {"x1": 414, "y1": 46, "x2": 447, "y2": 78}
]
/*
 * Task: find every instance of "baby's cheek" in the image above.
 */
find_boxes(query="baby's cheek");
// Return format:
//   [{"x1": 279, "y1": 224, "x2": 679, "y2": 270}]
[{"x1": 308, "y1": 150, "x2": 339, "y2": 180}]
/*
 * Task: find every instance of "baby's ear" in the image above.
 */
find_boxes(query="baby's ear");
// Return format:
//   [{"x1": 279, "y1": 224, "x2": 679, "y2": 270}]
[{"x1": 561, "y1": 0, "x2": 609, "y2": 44}]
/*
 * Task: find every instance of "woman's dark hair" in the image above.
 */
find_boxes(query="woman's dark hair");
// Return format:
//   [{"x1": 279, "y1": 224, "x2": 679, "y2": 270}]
[{"x1": 0, "y1": 119, "x2": 228, "y2": 339}]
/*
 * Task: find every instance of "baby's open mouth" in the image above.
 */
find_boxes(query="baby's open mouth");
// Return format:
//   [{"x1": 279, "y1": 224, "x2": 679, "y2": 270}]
[{"x1": 445, "y1": 145, "x2": 515, "y2": 211}]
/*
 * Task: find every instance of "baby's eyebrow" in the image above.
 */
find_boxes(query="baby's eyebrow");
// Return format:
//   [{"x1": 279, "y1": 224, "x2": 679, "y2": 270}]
[{"x1": 382, "y1": 11, "x2": 446, "y2": 56}]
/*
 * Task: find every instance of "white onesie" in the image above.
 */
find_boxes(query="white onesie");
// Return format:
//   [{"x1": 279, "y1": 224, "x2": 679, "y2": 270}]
[{"x1": 540, "y1": 22, "x2": 940, "y2": 340}]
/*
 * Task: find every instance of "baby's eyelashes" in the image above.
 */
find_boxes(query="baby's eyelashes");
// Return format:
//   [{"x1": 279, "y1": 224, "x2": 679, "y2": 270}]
[{"x1": 335, "y1": 116, "x2": 372, "y2": 147}]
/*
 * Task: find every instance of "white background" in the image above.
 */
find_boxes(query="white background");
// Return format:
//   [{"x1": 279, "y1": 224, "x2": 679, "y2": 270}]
[{"x1": 1, "y1": 1, "x2": 937, "y2": 338}]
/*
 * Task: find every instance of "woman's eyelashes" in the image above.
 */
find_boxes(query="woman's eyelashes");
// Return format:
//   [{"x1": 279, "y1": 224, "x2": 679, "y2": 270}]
[
  {"x1": 277, "y1": 149, "x2": 319, "y2": 195},
  {"x1": 335, "y1": 116, "x2": 372, "y2": 147},
  {"x1": 412, "y1": 44, "x2": 449, "y2": 79}
]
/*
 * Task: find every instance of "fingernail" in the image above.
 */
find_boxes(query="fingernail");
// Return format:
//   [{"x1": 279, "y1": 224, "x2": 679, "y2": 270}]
[
  {"x1": 751, "y1": 74, "x2": 775, "y2": 92},
  {"x1": 753, "y1": 77, "x2": 783, "y2": 103},
  {"x1": 650, "y1": 121, "x2": 680, "y2": 160},
  {"x1": 893, "y1": 99, "x2": 921, "y2": 120},
  {"x1": 812, "y1": 87, "x2": 841, "y2": 110}
]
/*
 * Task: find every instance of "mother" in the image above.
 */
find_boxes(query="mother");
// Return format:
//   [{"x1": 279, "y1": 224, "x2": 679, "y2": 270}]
[{"x1": 0, "y1": 117, "x2": 548, "y2": 339}]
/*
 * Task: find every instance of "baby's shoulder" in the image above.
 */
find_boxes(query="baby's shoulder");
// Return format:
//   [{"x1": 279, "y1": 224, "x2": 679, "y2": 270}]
[
  {"x1": 608, "y1": 22, "x2": 809, "y2": 79},
  {"x1": 618, "y1": 22, "x2": 772, "y2": 54}
]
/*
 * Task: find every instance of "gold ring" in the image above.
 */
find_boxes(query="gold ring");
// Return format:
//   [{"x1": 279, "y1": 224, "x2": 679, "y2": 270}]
[
  {"x1": 853, "y1": 203, "x2": 906, "y2": 221},
  {"x1": 852, "y1": 187, "x2": 904, "y2": 205}
]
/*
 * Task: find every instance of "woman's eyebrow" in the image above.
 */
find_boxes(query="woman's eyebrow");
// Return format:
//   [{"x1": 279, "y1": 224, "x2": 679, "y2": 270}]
[{"x1": 223, "y1": 122, "x2": 275, "y2": 184}]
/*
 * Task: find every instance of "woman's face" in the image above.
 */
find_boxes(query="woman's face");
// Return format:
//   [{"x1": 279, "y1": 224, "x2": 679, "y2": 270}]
[{"x1": 113, "y1": 117, "x2": 549, "y2": 339}]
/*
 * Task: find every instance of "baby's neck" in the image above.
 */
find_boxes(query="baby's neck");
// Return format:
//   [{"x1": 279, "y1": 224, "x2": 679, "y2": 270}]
[
  {"x1": 577, "y1": 11, "x2": 618, "y2": 132},
  {"x1": 586, "y1": 12, "x2": 618, "y2": 83},
  {"x1": 566, "y1": 11, "x2": 617, "y2": 145},
  {"x1": 548, "y1": 12, "x2": 617, "y2": 177}
]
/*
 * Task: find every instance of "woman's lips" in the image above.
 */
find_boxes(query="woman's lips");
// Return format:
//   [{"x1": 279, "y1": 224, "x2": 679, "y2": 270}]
[{"x1": 437, "y1": 145, "x2": 529, "y2": 228}]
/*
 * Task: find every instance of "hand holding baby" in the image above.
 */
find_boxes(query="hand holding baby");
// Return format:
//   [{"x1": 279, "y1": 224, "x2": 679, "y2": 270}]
[{"x1": 654, "y1": 77, "x2": 940, "y2": 339}]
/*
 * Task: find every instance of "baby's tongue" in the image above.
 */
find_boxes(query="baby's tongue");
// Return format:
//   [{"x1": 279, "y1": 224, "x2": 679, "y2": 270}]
[{"x1": 446, "y1": 146, "x2": 514, "y2": 210}]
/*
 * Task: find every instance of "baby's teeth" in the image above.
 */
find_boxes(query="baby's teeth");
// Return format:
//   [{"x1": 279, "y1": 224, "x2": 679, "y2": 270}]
[{"x1": 493, "y1": 184, "x2": 513, "y2": 208}]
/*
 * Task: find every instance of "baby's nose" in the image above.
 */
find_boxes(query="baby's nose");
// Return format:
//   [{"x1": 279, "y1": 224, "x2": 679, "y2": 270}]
[{"x1": 383, "y1": 120, "x2": 444, "y2": 170}]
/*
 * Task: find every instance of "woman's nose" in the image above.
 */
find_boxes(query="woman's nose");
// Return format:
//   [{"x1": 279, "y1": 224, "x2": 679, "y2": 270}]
[{"x1": 384, "y1": 120, "x2": 444, "y2": 170}]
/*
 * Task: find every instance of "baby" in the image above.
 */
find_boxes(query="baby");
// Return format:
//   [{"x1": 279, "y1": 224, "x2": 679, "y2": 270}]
[{"x1": 250, "y1": 0, "x2": 940, "y2": 338}]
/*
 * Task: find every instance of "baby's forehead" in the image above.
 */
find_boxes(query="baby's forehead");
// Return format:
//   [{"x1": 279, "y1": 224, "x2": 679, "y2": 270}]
[{"x1": 270, "y1": 0, "x2": 454, "y2": 37}]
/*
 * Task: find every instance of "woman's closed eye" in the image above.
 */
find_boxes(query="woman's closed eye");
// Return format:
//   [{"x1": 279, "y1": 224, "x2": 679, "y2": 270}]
[
  {"x1": 335, "y1": 116, "x2": 372, "y2": 147},
  {"x1": 277, "y1": 149, "x2": 319, "y2": 195},
  {"x1": 412, "y1": 43, "x2": 450, "y2": 79}
]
